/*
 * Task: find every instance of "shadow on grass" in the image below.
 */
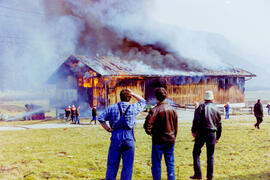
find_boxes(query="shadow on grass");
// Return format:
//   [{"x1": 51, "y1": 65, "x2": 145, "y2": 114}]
[{"x1": 216, "y1": 172, "x2": 270, "y2": 180}]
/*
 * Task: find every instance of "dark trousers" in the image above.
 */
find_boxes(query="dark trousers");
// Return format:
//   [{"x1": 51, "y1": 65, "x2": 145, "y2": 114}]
[
  {"x1": 255, "y1": 116, "x2": 263, "y2": 127},
  {"x1": 192, "y1": 131, "x2": 216, "y2": 179},
  {"x1": 90, "y1": 116, "x2": 97, "y2": 124}
]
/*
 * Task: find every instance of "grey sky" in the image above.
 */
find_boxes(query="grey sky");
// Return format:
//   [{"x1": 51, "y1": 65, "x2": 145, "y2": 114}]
[{"x1": 152, "y1": 0, "x2": 270, "y2": 59}]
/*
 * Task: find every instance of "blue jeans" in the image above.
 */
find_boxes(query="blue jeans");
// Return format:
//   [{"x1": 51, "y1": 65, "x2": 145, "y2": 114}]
[
  {"x1": 75, "y1": 116, "x2": 80, "y2": 124},
  {"x1": 225, "y1": 111, "x2": 229, "y2": 119},
  {"x1": 152, "y1": 143, "x2": 175, "y2": 180},
  {"x1": 106, "y1": 139, "x2": 135, "y2": 180},
  {"x1": 192, "y1": 131, "x2": 216, "y2": 179}
]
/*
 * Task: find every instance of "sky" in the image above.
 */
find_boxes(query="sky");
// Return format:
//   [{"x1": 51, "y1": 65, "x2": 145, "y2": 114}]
[{"x1": 152, "y1": 0, "x2": 270, "y2": 60}]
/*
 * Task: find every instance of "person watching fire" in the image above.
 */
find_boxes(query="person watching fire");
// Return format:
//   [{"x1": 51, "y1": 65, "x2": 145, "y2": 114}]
[
  {"x1": 144, "y1": 87, "x2": 178, "y2": 180},
  {"x1": 98, "y1": 89, "x2": 146, "y2": 180},
  {"x1": 90, "y1": 106, "x2": 97, "y2": 125},
  {"x1": 71, "y1": 105, "x2": 77, "y2": 124}
]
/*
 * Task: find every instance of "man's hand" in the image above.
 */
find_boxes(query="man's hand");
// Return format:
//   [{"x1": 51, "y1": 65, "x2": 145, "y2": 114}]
[
  {"x1": 127, "y1": 88, "x2": 144, "y2": 101},
  {"x1": 101, "y1": 122, "x2": 113, "y2": 133},
  {"x1": 216, "y1": 139, "x2": 219, "y2": 143},
  {"x1": 127, "y1": 88, "x2": 134, "y2": 96},
  {"x1": 192, "y1": 133, "x2": 197, "y2": 138},
  {"x1": 107, "y1": 128, "x2": 113, "y2": 133}
]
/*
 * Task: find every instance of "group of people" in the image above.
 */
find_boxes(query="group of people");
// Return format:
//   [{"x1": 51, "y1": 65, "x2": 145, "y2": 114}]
[
  {"x1": 98, "y1": 88, "x2": 222, "y2": 180},
  {"x1": 64, "y1": 105, "x2": 80, "y2": 124},
  {"x1": 223, "y1": 99, "x2": 266, "y2": 129}
]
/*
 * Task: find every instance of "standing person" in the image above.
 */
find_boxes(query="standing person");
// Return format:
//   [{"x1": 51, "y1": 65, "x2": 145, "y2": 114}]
[
  {"x1": 224, "y1": 103, "x2": 230, "y2": 120},
  {"x1": 190, "y1": 90, "x2": 222, "y2": 180},
  {"x1": 71, "y1": 105, "x2": 77, "y2": 124},
  {"x1": 24, "y1": 104, "x2": 32, "y2": 120},
  {"x1": 65, "y1": 105, "x2": 71, "y2": 122},
  {"x1": 75, "y1": 106, "x2": 80, "y2": 124},
  {"x1": 144, "y1": 87, "x2": 178, "y2": 180},
  {"x1": 266, "y1": 103, "x2": 270, "y2": 116},
  {"x1": 98, "y1": 89, "x2": 146, "y2": 180},
  {"x1": 254, "y1": 99, "x2": 263, "y2": 129},
  {"x1": 90, "y1": 106, "x2": 97, "y2": 125}
]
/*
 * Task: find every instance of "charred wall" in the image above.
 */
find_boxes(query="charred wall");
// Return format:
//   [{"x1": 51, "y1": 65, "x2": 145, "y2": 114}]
[
  {"x1": 83, "y1": 75, "x2": 245, "y2": 108},
  {"x1": 54, "y1": 71, "x2": 246, "y2": 108}
]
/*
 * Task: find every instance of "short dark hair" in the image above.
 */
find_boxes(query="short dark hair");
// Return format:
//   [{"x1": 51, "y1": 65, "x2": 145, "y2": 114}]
[
  {"x1": 155, "y1": 87, "x2": 167, "y2": 102},
  {"x1": 120, "y1": 89, "x2": 131, "y2": 102}
]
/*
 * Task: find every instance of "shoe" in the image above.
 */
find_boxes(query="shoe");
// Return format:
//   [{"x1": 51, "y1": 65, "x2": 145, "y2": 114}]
[
  {"x1": 257, "y1": 126, "x2": 260, "y2": 129},
  {"x1": 190, "y1": 175, "x2": 202, "y2": 179},
  {"x1": 254, "y1": 124, "x2": 257, "y2": 128}
]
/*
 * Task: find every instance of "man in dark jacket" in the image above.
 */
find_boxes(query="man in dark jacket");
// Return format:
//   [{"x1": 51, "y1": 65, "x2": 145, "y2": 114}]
[
  {"x1": 254, "y1": 99, "x2": 263, "y2": 129},
  {"x1": 144, "y1": 87, "x2": 178, "y2": 180},
  {"x1": 190, "y1": 90, "x2": 222, "y2": 180}
]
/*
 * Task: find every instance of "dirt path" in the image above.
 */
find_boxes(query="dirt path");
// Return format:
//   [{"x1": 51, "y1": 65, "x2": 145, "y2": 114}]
[{"x1": 0, "y1": 109, "x2": 260, "y2": 131}]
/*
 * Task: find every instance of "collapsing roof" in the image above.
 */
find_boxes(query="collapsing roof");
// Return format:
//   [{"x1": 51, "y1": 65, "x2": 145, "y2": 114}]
[
  {"x1": 68, "y1": 55, "x2": 255, "y2": 77},
  {"x1": 48, "y1": 54, "x2": 255, "y2": 84}
]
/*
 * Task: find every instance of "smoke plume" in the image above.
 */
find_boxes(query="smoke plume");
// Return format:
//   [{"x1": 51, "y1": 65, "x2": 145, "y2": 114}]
[
  {"x1": 0, "y1": 0, "x2": 229, "y2": 91},
  {"x1": 43, "y1": 0, "x2": 227, "y2": 71}
]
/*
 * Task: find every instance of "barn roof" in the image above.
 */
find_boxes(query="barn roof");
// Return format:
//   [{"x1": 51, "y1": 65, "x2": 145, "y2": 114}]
[{"x1": 67, "y1": 55, "x2": 255, "y2": 78}]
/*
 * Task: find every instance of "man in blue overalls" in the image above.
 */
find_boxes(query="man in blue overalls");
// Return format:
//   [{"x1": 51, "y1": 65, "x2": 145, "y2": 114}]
[{"x1": 98, "y1": 89, "x2": 146, "y2": 180}]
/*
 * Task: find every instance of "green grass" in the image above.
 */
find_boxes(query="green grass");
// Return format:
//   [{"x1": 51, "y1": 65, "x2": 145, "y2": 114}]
[{"x1": 0, "y1": 117, "x2": 269, "y2": 180}]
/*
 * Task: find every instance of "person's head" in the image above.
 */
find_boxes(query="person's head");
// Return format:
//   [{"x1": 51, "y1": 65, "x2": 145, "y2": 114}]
[
  {"x1": 204, "y1": 90, "x2": 214, "y2": 102},
  {"x1": 72, "y1": 105, "x2": 75, "y2": 108},
  {"x1": 257, "y1": 99, "x2": 261, "y2": 103},
  {"x1": 120, "y1": 89, "x2": 132, "y2": 102},
  {"x1": 194, "y1": 102, "x2": 199, "y2": 109},
  {"x1": 68, "y1": 105, "x2": 71, "y2": 109},
  {"x1": 155, "y1": 87, "x2": 167, "y2": 103}
]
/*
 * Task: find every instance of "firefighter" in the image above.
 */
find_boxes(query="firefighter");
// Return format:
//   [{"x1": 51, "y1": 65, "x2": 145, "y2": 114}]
[
  {"x1": 71, "y1": 105, "x2": 77, "y2": 124},
  {"x1": 65, "y1": 105, "x2": 71, "y2": 122}
]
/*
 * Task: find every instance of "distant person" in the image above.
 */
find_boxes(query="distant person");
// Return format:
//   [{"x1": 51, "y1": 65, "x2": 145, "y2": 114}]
[
  {"x1": 190, "y1": 90, "x2": 222, "y2": 180},
  {"x1": 24, "y1": 104, "x2": 32, "y2": 120},
  {"x1": 254, "y1": 99, "x2": 263, "y2": 129},
  {"x1": 75, "y1": 106, "x2": 80, "y2": 124},
  {"x1": 71, "y1": 105, "x2": 77, "y2": 124},
  {"x1": 98, "y1": 89, "x2": 146, "y2": 180},
  {"x1": 224, "y1": 103, "x2": 230, "y2": 119},
  {"x1": 65, "y1": 105, "x2": 71, "y2": 122},
  {"x1": 144, "y1": 102, "x2": 152, "y2": 112},
  {"x1": 144, "y1": 87, "x2": 178, "y2": 180},
  {"x1": 90, "y1": 106, "x2": 97, "y2": 125},
  {"x1": 266, "y1": 103, "x2": 270, "y2": 116}
]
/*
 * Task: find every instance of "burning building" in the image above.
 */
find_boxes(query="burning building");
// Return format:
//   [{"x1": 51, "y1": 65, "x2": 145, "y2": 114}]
[{"x1": 48, "y1": 55, "x2": 255, "y2": 109}]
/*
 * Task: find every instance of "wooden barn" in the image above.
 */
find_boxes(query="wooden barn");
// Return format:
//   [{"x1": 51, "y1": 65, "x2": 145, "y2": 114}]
[{"x1": 48, "y1": 55, "x2": 255, "y2": 109}]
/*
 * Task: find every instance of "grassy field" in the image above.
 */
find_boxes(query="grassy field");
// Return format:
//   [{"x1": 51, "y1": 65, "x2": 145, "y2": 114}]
[{"x1": 0, "y1": 116, "x2": 269, "y2": 180}]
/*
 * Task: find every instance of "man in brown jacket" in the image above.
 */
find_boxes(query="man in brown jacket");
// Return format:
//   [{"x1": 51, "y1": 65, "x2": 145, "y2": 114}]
[{"x1": 144, "y1": 87, "x2": 178, "y2": 180}]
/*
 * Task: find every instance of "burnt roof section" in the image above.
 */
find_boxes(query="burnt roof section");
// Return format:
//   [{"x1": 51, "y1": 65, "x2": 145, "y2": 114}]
[{"x1": 65, "y1": 55, "x2": 256, "y2": 77}]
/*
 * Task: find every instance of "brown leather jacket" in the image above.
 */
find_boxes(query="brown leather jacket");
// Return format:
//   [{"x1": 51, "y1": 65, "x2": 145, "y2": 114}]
[{"x1": 144, "y1": 102, "x2": 178, "y2": 144}]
